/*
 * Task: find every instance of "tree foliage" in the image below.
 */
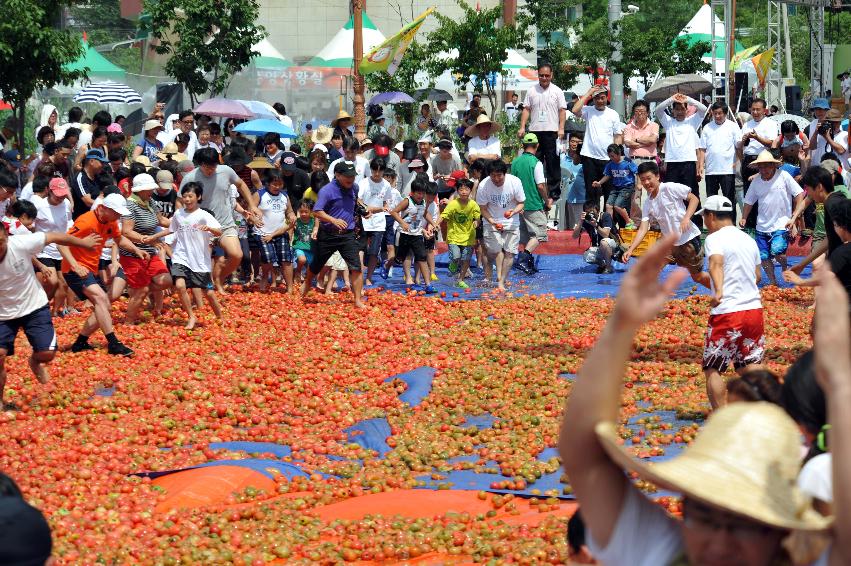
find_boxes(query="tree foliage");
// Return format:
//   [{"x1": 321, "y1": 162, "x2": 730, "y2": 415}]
[
  {"x1": 0, "y1": 0, "x2": 86, "y2": 151},
  {"x1": 143, "y1": 0, "x2": 265, "y2": 103},
  {"x1": 424, "y1": 0, "x2": 533, "y2": 113},
  {"x1": 68, "y1": 0, "x2": 141, "y2": 73}
]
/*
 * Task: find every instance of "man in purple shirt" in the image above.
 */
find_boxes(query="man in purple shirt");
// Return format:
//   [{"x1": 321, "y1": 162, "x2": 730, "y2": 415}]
[{"x1": 300, "y1": 161, "x2": 367, "y2": 307}]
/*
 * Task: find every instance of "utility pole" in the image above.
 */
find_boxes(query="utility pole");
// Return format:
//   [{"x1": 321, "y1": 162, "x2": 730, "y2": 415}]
[
  {"x1": 503, "y1": 0, "x2": 517, "y2": 107},
  {"x1": 608, "y1": 0, "x2": 624, "y2": 118},
  {"x1": 352, "y1": 0, "x2": 366, "y2": 140}
]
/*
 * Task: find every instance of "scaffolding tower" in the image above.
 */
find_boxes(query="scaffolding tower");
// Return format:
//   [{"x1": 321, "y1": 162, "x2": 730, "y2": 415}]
[{"x1": 710, "y1": 0, "x2": 731, "y2": 105}]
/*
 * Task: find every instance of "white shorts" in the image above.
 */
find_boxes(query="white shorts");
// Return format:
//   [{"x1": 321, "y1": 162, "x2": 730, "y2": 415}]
[
  {"x1": 325, "y1": 251, "x2": 347, "y2": 271},
  {"x1": 483, "y1": 224, "x2": 520, "y2": 255}
]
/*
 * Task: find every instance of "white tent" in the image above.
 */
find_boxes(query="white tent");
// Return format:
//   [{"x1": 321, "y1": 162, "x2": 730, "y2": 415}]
[
  {"x1": 306, "y1": 13, "x2": 386, "y2": 68},
  {"x1": 414, "y1": 49, "x2": 540, "y2": 94},
  {"x1": 253, "y1": 38, "x2": 293, "y2": 69}
]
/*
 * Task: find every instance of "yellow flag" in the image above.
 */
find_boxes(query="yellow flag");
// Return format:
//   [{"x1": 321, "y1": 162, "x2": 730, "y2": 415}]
[
  {"x1": 751, "y1": 48, "x2": 775, "y2": 88},
  {"x1": 360, "y1": 7, "x2": 435, "y2": 76},
  {"x1": 729, "y1": 46, "x2": 760, "y2": 71}
]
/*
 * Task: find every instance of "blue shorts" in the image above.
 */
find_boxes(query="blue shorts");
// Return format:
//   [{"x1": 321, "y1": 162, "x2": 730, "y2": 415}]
[
  {"x1": 63, "y1": 270, "x2": 106, "y2": 299},
  {"x1": 0, "y1": 305, "x2": 56, "y2": 356},
  {"x1": 259, "y1": 234, "x2": 294, "y2": 266},
  {"x1": 294, "y1": 248, "x2": 313, "y2": 265},
  {"x1": 606, "y1": 187, "x2": 634, "y2": 209},
  {"x1": 755, "y1": 229, "x2": 789, "y2": 260},
  {"x1": 383, "y1": 217, "x2": 397, "y2": 246},
  {"x1": 448, "y1": 244, "x2": 474, "y2": 262},
  {"x1": 365, "y1": 231, "x2": 384, "y2": 258}
]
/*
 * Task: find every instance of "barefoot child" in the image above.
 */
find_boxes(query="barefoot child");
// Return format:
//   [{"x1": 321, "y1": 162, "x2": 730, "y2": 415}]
[
  {"x1": 593, "y1": 144, "x2": 638, "y2": 228},
  {"x1": 166, "y1": 183, "x2": 223, "y2": 329},
  {"x1": 292, "y1": 200, "x2": 316, "y2": 283},
  {"x1": 389, "y1": 177, "x2": 435, "y2": 292},
  {"x1": 253, "y1": 170, "x2": 296, "y2": 292},
  {"x1": 440, "y1": 179, "x2": 480, "y2": 288}
]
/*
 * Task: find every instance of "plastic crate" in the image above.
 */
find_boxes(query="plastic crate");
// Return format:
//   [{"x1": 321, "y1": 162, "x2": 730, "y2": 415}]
[{"x1": 619, "y1": 228, "x2": 661, "y2": 257}]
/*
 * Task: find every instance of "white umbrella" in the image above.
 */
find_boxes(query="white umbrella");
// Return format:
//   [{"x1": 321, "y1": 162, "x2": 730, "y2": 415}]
[
  {"x1": 74, "y1": 81, "x2": 142, "y2": 105},
  {"x1": 769, "y1": 113, "x2": 811, "y2": 131}
]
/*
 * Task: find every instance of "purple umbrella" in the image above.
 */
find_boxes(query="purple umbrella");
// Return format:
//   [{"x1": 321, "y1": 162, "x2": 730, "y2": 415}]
[
  {"x1": 368, "y1": 91, "x2": 415, "y2": 105},
  {"x1": 193, "y1": 98, "x2": 254, "y2": 119}
]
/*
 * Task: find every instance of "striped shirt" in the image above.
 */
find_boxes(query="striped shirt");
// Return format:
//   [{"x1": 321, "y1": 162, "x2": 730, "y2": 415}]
[{"x1": 119, "y1": 198, "x2": 159, "y2": 257}]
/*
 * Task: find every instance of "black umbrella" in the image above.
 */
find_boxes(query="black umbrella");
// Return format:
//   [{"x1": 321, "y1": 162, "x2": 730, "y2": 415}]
[{"x1": 412, "y1": 88, "x2": 454, "y2": 102}]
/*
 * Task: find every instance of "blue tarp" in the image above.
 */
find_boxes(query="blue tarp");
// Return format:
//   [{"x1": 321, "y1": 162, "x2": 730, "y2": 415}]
[
  {"x1": 383, "y1": 366, "x2": 435, "y2": 407},
  {"x1": 344, "y1": 418, "x2": 392, "y2": 457}
]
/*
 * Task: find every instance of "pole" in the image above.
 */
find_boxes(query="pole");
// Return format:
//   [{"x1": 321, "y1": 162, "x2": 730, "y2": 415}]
[
  {"x1": 502, "y1": 0, "x2": 517, "y2": 108},
  {"x1": 781, "y1": 4, "x2": 793, "y2": 80},
  {"x1": 729, "y1": 0, "x2": 736, "y2": 111},
  {"x1": 608, "y1": 0, "x2": 624, "y2": 118},
  {"x1": 352, "y1": 0, "x2": 366, "y2": 140}
]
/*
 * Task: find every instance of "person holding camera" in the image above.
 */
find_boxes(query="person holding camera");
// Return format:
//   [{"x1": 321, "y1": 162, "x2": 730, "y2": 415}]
[
  {"x1": 573, "y1": 201, "x2": 618, "y2": 274},
  {"x1": 808, "y1": 108, "x2": 848, "y2": 180}
]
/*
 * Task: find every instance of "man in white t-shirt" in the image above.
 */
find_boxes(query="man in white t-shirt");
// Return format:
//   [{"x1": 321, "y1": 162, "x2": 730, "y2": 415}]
[
  {"x1": 740, "y1": 150, "x2": 804, "y2": 285},
  {"x1": 842, "y1": 73, "x2": 851, "y2": 110},
  {"x1": 656, "y1": 93, "x2": 706, "y2": 227},
  {"x1": 0, "y1": 226, "x2": 99, "y2": 410},
  {"x1": 697, "y1": 195, "x2": 764, "y2": 408},
  {"x1": 738, "y1": 98, "x2": 779, "y2": 229},
  {"x1": 503, "y1": 93, "x2": 520, "y2": 122},
  {"x1": 475, "y1": 160, "x2": 525, "y2": 292},
  {"x1": 572, "y1": 85, "x2": 623, "y2": 207},
  {"x1": 465, "y1": 115, "x2": 502, "y2": 162},
  {"x1": 808, "y1": 108, "x2": 850, "y2": 184},
  {"x1": 519, "y1": 64, "x2": 568, "y2": 199},
  {"x1": 699, "y1": 101, "x2": 742, "y2": 221},
  {"x1": 805, "y1": 97, "x2": 831, "y2": 164},
  {"x1": 623, "y1": 160, "x2": 704, "y2": 282}
]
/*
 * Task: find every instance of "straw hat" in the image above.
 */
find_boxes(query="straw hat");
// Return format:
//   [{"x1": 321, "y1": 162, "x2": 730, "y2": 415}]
[
  {"x1": 464, "y1": 114, "x2": 503, "y2": 137},
  {"x1": 595, "y1": 402, "x2": 831, "y2": 531},
  {"x1": 331, "y1": 110, "x2": 353, "y2": 128},
  {"x1": 156, "y1": 142, "x2": 187, "y2": 163},
  {"x1": 248, "y1": 157, "x2": 275, "y2": 170},
  {"x1": 749, "y1": 149, "x2": 782, "y2": 168},
  {"x1": 311, "y1": 124, "x2": 333, "y2": 145},
  {"x1": 133, "y1": 155, "x2": 153, "y2": 170},
  {"x1": 825, "y1": 108, "x2": 843, "y2": 122}
]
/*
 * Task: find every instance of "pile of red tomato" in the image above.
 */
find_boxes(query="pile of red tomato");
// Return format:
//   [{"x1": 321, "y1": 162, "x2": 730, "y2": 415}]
[{"x1": 0, "y1": 286, "x2": 814, "y2": 563}]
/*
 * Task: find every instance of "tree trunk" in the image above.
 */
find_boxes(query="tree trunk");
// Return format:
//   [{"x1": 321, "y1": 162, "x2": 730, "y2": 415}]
[{"x1": 15, "y1": 97, "x2": 26, "y2": 154}]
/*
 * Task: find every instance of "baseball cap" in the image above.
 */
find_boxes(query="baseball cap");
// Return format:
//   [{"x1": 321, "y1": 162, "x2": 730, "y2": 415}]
[
  {"x1": 144, "y1": 119, "x2": 164, "y2": 132},
  {"x1": 279, "y1": 151, "x2": 298, "y2": 171},
  {"x1": 101, "y1": 193, "x2": 131, "y2": 216},
  {"x1": 394, "y1": 142, "x2": 404, "y2": 152},
  {"x1": 334, "y1": 160, "x2": 357, "y2": 177},
  {"x1": 2, "y1": 150, "x2": 22, "y2": 167},
  {"x1": 85, "y1": 149, "x2": 109, "y2": 163},
  {"x1": 445, "y1": 170, "x2": 467, "y2": 188},
  {"x1": 48, "y1": 177, "x2": 70, "y2": 197},
  {"x1": 594, "y1": 85, "x2": 609, "y2": 94},
  {"x1": 522, "y1": 133, "x2": 539, "y2": 145},
  {"x1": 155, "y1": 170, "x2": 174, "y2": 191},
  {"x1": 375, "y1": 145, "x2": 390, "y2": 157},
  {"x1": 0, "y1": 496, "x2": 52, "y2": 566},
  {"x1": 811, "y1": 98, "x2": 831, "y2": 111},
  {"x1": 437, "y1": 139, "x2": 453, "y2": 150},
  {"x1": 408, "y1": 158, "x2": 425, "y2": 169},
  {"x1": 697, "y1": 194, "x2": 734, "y2": 215}
]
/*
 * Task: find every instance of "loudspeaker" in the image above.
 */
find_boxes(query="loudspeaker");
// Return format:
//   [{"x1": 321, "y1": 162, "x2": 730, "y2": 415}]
[
  {"x1": 785, "y1": 85, "x2": 803, "y2": 114},
  {"x1": 733, "y1": 72, "x2": 749, "y2": 112}
]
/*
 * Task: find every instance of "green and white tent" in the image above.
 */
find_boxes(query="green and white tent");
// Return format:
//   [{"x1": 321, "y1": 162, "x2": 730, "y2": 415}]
[
  {"x1": 676, "y1": 2, "x2": 744, "y2": 61},
  {"x1": 253, "y1": 38, "x2": 293, "y2": 69},
  {"x1": 64, "y1": 40, "x2": 126, "y2": 81},
  {"x1": 306, "y1": 13, "x2": 386, "y2": 68}
]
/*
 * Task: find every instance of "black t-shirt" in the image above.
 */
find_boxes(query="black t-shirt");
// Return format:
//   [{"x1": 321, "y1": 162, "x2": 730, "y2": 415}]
[
  {"x1": 582, "y1": 211, "x2": 616, "y2": 247},
  {"x1": 825, "y1": 191, "x2": 849, "y2": 256},
  {"x1": 829, "y1": 242, "x2": 851, "y2": 297},
  {"x1": 70, "y1": 170, "x2": 100, "y2": 219},
  {"x1": 284, "y1": 168, "x2": 310, "y2": 203},
  {"x1": 151, "y1": 190, "x2": 178, "y2": 218}
]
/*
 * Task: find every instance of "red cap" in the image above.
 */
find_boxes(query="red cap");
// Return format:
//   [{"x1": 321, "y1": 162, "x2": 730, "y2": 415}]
[
  {"x1": 48, "y1": 177, "x2": 70, "y2": 197},
  {"x1": 445, "y1": 169, "x2": 467, "y2": 188},
  {"x1": 375, "y1": 145, "x2": 389, "y2": 157},
  {"x1": 118, "y1": 177, "x2": 132, "y2": 197}
]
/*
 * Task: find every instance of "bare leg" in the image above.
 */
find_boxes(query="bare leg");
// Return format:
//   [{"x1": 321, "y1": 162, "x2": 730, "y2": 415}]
[
  {"x1": 29, "y1": 350, "x2": 55, "y2": 385},
  {"x1": 124, "y1": 286, "x2": 149, "y2": 324},
  {"x1": 427, "y1": 250, "x2": 436, "y2": 280},
  {"x1": 325, "y1": 270, "x2": 338, "y2": 294},
  {"x1": 282, "y1": 262, "x2": 294, "y2": 292},
  {"x1": 81, "y1": 284, "x2": 115, "y2": 337},
  {"x1": 350, "y1": 269, "x2": 365, "y2": 308},
  {"x1": 301, "y1": 268, "x2": 317, "y2": 297},
  {"x1": 217, "y1": 236, "x2": 244, "y2": 284},
  {"x1": 705, "y1": 368, "x2": 726, "y2": 410},
  {"x1": 761, "y1": 259, "x2": 777, "y2": 285},
  {"x1": 174, "y1": 279, "x2": 195, "y2": 329},
  {"x1": 404, "y1": 254, "x2": 414, "y2": 284},
  {"x1": 777, "y1": 254, "x2": 788, "y2": 272},
  {"x1": 108, "y1": 275, "x2": 127, "y2": 303},
  {"x1": 494, "y1": 250, "x2": 505, "y2": 284},
  {"x1": 498, "y1": 253, "x2": 514, "y2": 291},
  {"x1": 259, "y1": 265, "x2": 272, "y2": 292},
  {"x1": 525, "y1": 236, "x2": 540, "y2": 254},
  {"x1": 0, "y1": 351, "x2": 7, "y2": 407},
  {"x1": 458, "y1": 258, "x2": 471, "y2": 285},
  {"x1": 204, "y1": 289, "x2": 223, "y2": 319}
]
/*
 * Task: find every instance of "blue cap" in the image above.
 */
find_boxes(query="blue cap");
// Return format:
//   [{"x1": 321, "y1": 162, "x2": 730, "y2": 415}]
[
  {"x1": 811, "y1": 98, "x2": 830, "y2": 111},
  {"x1": 84, "y1": 148, "x2": 109, "y2": 163},
  {"x1": 2, "y1": 150, "x2": 21, "y2": 167}
]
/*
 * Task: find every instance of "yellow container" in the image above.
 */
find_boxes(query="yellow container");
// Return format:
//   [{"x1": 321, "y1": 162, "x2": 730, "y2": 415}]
[{"x1": 619, "y1": 228, "x2": 661, "y2": 257}]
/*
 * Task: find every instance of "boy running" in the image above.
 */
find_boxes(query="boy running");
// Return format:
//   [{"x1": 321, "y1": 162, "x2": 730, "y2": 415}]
[
  {"x1": 698, "y1": 195, "x2": 764, "y2": 409},
  {"x1": 60, "y1": 194, "x2": 145, "y2": 356},
  {"x1": 389, "y1": 176, "x2": 435, "y2": 292},
  {"x1": 292, "y1": 200, "x2": 317, "y2": 284},
  {"x1": 0, "y1": 223, "x2": 100, "y2": 410},
  {"x1": 623, "y1": 161, "x2": 704, "y2": 282},
  {"x1": 357, "y1": 158, "x2": 391, "y2": 285},
  {"x1": 441, "y1": 179, "x2": 481, "y2": 288},
  {"x1": 253, "y1": 170, "x2": 296, "y2": 292}
]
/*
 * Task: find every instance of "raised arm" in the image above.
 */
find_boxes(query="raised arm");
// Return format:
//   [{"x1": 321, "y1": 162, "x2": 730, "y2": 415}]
[{"x1": 559, "y1": 235, "x2": 687, "y2": 547}]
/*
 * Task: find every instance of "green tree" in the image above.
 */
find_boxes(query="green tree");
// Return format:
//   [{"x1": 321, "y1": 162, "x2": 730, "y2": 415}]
[
  {"x1": 517, "y1": 0, "x2": 587, "y2": 89},
  {"x1": 617, "y1": 20, "x2": 710, "y2": 89},
  {"x1": 143, "y1": 0, "x2": 265, "y2": 104},
  {"x1": 424, "y1": 0, "x2": 533, "y2": 113},
  {"x1": 0, "y1": 0, "x2": 86, "y2": 152}
]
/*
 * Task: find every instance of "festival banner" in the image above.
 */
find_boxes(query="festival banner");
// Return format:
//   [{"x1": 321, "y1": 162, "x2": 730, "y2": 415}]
[
  {"x1": 729, "y1": 45, "x2": 760, "y2": 71},
  {"x1": 359, "y1": 7, "x2": 435, "y2": 76},
  {"x1": 751, "y1": 48, "x2": 776, "y2": 88}
]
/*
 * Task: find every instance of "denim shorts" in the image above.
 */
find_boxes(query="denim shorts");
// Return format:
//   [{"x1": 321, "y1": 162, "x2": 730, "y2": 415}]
[
  {"x1": 755, "y1": 229, "x2": 789, "y2": 260},
  {"x1": 606, "y1": 187, "x2": 634, "y2": 210},
  {"x1": 448, "y1": 244, "x2": 474, "y2": 262}
]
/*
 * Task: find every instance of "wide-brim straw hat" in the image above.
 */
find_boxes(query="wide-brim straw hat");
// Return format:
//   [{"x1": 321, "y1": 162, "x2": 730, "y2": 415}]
[
  {"x1": 464, "y1": 114, "x2": 503, "y2": 138},
  {"x1": 331, "y1": 110, "x2": 353, "y2": 128},
  {"x1": 156, "y1": 142, "x2": 187, "y2": 162},
  {"x1": 595, "y1": 402, "x2": 832, "y2": 531},
  {"x1": 311, "y1": 124, "x2": 333, "y2": 145},
  {"x1": 825, "y1": 108, "x2": 843, "y2": 122},
  {"x1": 248, "y1": 157, "x2": 275, "y2": 170},
  {"x1": 749, "y1": 149, "x2": 783, "y2": 168}
]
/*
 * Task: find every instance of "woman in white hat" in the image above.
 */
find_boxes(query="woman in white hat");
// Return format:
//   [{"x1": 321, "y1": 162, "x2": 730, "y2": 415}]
[
  {"x1": 119, "y1": 173, "x2": 173, "y2": 324},
  {"x1": 133, "y1": 120, "x2": 165, "y2": 164},
  {"x1": 560, "y1": 234, "x2": 851, "y2": 566},
  {"x1": 465, "y1": 115, "x2": 502, "y2": 163}
]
